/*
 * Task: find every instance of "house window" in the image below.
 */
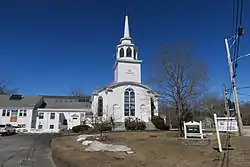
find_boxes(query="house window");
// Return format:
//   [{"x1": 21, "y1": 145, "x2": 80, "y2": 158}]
[
  {"x1": 19, "y1": 110, "x2": 23, "y2": 116},
  {"x1": 126, "y1": 47, "x2": 132, "y2": 57},
  {"x1": 124, "y1": 88, "x2": 135, "y2": 116},
  {"x1": 97, "y1": 96, "x2": 103, "y2": 116},
  {"x1": 2, "y1": 109, "x2": 6, "y2": 116},
  {"x1": 49, "y1": 125, "x2": 54, "y2": 129},
  {"x1": 23, "y1": 110, "x2": 27, "y2": 116},
  {"x1": 38, "y1": 113, "x2": 44, "y2": 119},
  {"x1": 38, "y1": 125, "x2": 43, "y2": 129},
  {"x1": 50, "y1": 113, "x2": 55, "y2": 119},
  {"x1": 120, "y1": 48, "x2": 124, "y2": 57},
  {"x1": 19, "y1": 110, "x2": 27, "y2": 117},
  {"x1": 6, "y1": 110, "x2": 10, "y2": 116}
]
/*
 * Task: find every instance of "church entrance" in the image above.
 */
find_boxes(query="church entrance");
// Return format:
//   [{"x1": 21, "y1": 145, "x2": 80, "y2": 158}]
[{"x1": 113, "y1": 104, "x2": 121, "y2": 122}]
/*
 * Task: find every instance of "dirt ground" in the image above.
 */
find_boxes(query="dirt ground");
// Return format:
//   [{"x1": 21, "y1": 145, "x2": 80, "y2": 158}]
[{"x1": 52, "y1": 131, "x2": 250, "y2": 167}]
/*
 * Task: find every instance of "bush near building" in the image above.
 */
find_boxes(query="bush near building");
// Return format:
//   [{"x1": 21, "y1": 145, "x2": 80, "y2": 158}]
[
  {"x1": 125, "y1": 117, "x2": 146, "y2": 131},
  {"x1": 72, "y1": 125, "x2": 91, "y2": 133},
  {"x1": 151, "y1": 116, "x2": 169, "y2": 130}
]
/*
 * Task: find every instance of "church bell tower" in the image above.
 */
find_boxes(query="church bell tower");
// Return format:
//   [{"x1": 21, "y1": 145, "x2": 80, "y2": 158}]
[{"x1": 114, "y1": 15, "x2": 142, "y2": 83}]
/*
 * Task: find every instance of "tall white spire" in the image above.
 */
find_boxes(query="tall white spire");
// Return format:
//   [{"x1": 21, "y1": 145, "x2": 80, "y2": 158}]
[{"x1": 123, "y1": 15, "x2": 131, "y2": 39}]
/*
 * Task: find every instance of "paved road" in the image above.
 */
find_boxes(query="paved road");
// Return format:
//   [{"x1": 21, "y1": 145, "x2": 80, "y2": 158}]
[{"x1": 0, "y1": 133, "x2": 61, "y2": 167}]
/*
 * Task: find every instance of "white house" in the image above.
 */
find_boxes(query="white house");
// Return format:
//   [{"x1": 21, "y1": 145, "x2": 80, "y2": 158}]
[
  {"x1": 35, "y1": 95, "x2": 92, "y2": 133},
  {"x1": 91, "y1": 15, "x2": 159, "y2": 125},
  {"x1": 0, "y1": 94, "x2": 44, "y2": 131},
  {"x1": 0, "y1": 94, "x2": 92, "y2": 133}
]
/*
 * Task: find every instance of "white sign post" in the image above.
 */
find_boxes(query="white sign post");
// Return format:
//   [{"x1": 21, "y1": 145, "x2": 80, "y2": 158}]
[
  {"x1": 214, "y1": 113, "x2": 238, "y2": 153},
  {"x1": 184, "y1": 121, "x2": 203, "y2": 139},
  {"x1": 214, "y1": 114, "x2": 222, "y2": 152}
]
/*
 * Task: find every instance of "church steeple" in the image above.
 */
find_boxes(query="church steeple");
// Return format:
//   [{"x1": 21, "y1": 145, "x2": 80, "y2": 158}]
[
  {"x1": 123, "y1": 15, "x2": 131, "y2": 39},
  {"x1": 116, "y1": 14, "x2": 138, "y2": 60},
  {"x1": 114, "y1": 14, "x2": 142, "y2": 83}
]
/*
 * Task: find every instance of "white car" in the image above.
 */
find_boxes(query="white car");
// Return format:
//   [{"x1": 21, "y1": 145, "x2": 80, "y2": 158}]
[
  {"x1": 0, "y1": 124, "x2": 15, "y2": 136},
  {"x1": 15, "y1": 127, "x2": 28, "y2": 134}
]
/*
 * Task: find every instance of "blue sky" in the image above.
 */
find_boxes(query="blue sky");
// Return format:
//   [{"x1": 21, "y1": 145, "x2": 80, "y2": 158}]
[{"x1": 1, "y1": 0, "x2": 250, "y2": 100}]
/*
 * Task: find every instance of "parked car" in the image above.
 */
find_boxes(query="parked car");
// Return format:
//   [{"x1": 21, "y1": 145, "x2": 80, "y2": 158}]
[
  {"x1": 0, "y1": 124, "x2": 15, "y2": 136},
  {"x1": 14, "y1": 124, "x2": 28, "y2": 134}
]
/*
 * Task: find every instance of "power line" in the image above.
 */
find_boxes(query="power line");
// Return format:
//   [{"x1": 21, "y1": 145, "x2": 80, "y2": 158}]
[
  {"x1": 232, "y1": 0, "x2": 235, "y2": 35},
  {"x1": 233, "y1": 0, "x2": 244, "y2": 77},
  {"x1": 239, "y1": 0, "x2": 244, "y2": 26},
  {"x1": 237, "y1": 86, "x2": 250, "y2": 90},
  {"x1": 232, "y1": 0, "x2": 239, "y2": 65},
  {"x1": 237, "y1": 92, "x2": 250, "y2": 97}
]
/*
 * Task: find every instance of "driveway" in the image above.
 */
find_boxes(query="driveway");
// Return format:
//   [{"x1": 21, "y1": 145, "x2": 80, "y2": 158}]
[{"x1": 0, "y1": 133, "x2": 61, "y2": 167}]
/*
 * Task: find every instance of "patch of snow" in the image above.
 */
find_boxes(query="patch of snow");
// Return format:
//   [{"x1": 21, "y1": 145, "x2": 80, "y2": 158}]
[
  {"x1": 84, "y1": 141, "x2": 132, "y2": 153},
  {"x1": 126, "y1": 151, "x2": 134, "y2": 154},
  {"x1": 77, "y1": 137, "x2": 86, "y2": 142},
  {"x1": 78, "y1": 134, "x2": 100, "y2": 139},
  {"x1": 82, "y1": 140, "x2": 93, "y2": 146}
]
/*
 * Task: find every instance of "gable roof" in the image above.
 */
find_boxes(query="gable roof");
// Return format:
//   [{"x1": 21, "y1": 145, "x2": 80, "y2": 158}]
[
  {"x1": 40, "y1": 95, "x2": 91, "y2": 109},
  {"x1": 0, "y1": 95, "x2": 43, "y2": 108},
  {"x1": 93, "y1": 81, "x2": 157, "y2": 95}
]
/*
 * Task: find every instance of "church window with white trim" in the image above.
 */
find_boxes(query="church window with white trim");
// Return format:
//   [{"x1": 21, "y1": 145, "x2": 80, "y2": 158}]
[{"x1": 124, "y1": 88, "x2": 135, "y2": 116}]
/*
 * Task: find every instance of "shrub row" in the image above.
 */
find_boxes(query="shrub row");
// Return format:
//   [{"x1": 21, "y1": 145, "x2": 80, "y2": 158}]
[
  {"x1": 72, "y1": 116, "x2": 169, "y2": 133},
  {"x1": 72, "y1": 125, "x2": 91, "y2": 133},
  {"x1": 72, "y1": 123, "x2": 112, "y2": 133},
  {"x1": 124, "y1": 117, "x2": 146, "y2": 131},
  {"x1": 151, "y1": 116, "x2": 169, "y2": 130}
]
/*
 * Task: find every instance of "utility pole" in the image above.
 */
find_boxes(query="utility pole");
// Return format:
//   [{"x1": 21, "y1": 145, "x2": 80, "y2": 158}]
[
  {"x1": 225, "y1": 38, "x2": 244, "y2": 136},
  {"x1": 222, "y1": 84, "x2": 230, "y2": 117}
]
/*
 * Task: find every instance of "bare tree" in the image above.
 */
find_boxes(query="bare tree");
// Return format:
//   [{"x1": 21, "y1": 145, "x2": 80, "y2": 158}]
[
  {"x1": 158, "y1": 104, "x2": 178, "y2": 129},
  {"x1": 91, "y1": 107, "x2": 121, "y2": 140},
  {"x1": 0, "y1": 80, "x2": 17, "y2": 95},
  {"x1": 70, "y1": 88, "x2": 85, "y2": 97},
  {"x1": 151, "y1": 43, "x2": 209, "y2": 136},
  {"x1": 199, "y1": 93, "x2": 225, "y2": 118},
  {"x1": 240, "y1": 102, "x2": 250, "y2": 125}
]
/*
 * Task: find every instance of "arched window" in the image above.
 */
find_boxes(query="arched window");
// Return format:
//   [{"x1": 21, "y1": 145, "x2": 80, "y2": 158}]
[
  {"x1": 133, "y1": 48, "x2": 137, "y2": 59},
  {"x1": 126, "y1": 47, "x2": 132, "y2": 57},
  {"x1": 97, "y1": 96, "x2": 103, "y2": 116},
  {"x1": 120, "y1": 48, "x2": 124, "y2": 58},
  {"x1": 124, "y1": 88, "x2": 135, "y2": 116}
]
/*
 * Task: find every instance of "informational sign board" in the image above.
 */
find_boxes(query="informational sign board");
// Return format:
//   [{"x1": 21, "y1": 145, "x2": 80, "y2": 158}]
[
  {"x1": 213, "y1": 114, "x2": 239, "y2": 153},
  {"x1": 217, "y1": 117, "x2": 238, "y2": 132},
  {"x1": 184, "y1": 121, "x2": 203, "y2": 139},
  {"x1": 186, "y1": 125, "x2": 200, "y2": 133}
]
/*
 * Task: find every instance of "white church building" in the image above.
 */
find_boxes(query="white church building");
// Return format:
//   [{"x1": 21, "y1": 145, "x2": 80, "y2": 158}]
[
  {"x1": 0, "y1": 15, "x2": 158, "y2": 133},
  {"x1": 91, "y1": 15, "x2": 159, "y2": 123}
]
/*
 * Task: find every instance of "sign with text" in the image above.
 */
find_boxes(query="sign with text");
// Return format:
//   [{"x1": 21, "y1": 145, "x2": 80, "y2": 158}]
[
  {"x1": 184, "y1": 121, "x2": 203, "y2": 139},
  {"x1": 217, "y1": 117, "x2": 238, "y2": 132},
  {"x1": 186, "y1": 125, "x2": 200, "y2": 133}
]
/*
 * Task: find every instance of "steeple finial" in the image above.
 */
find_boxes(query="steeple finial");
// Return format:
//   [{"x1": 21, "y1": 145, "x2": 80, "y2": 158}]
[{"x1": 123, "y1": 14, "x2": 130, "y2": 39}]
